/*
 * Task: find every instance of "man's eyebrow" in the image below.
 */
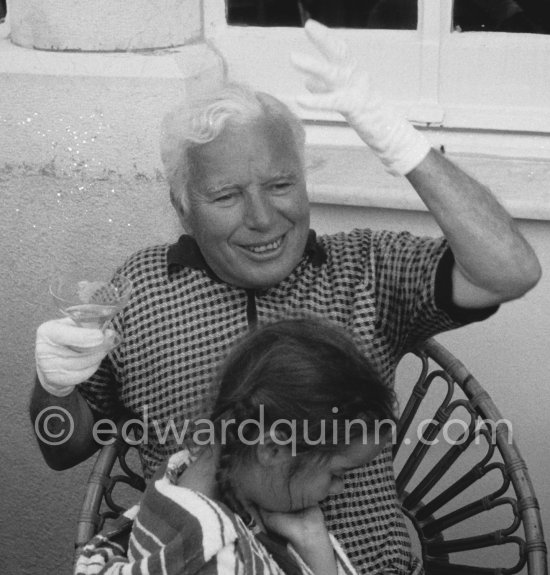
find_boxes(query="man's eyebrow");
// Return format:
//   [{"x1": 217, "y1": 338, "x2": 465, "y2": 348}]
[
  {"x1": 204, "y1": 183, "x2": 238, "y2": 195},
  {"x1": 263, "y1": 170, "x2": 297, "y2": 182}
]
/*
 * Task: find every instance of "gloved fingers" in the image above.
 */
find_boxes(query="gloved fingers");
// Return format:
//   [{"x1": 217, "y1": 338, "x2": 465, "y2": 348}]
[
  {"x1": 35, "y1": 322, "x2": 116, "y2": 392},
  {"x1": 303, "y1": 19, "x2": 349, "y2": 65},
  {"x1": 37, "y1": 318, "x2": 108, "y2": 349},
  {"x1": 36, "y1": 337, "x2": 112, "y2": 359},
  {"x1": 292, "y1": 52, "x2": 364, "y2": 106},
  {"x1": 62, "y1": 329, "x2": 118, "y2": 354},
  {"x1": 37, "y1": 345, "x2": 109, "y2": 369},
  {"x1": 102, "y1": 329, "x2": 119, "y2": 350},
  {"x1": 291, "y1": 52, "x2": 344, "y2": 89},
  {"x1": 304, "y1": 76, "x2": 330, "y2": 95},
  {"x1": 295, "y1": 91, "x2": 343, "y2": 112},
  {"x1": 36, "y1": 342, "x2": 109, "y2": 389},
  {"x1": 39, "y1": 364, "x2": 103, "y2": 387}
]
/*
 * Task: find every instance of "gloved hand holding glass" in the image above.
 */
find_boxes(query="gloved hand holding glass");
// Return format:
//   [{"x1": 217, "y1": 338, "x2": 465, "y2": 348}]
[{"x1": 35, "y1": 271, "x2": 132, "y2": 397}]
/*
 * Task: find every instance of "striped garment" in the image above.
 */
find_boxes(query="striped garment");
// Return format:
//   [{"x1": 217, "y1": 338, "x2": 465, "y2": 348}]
[{"x1": 75, "y1": 450, "x2": 362, "y2": 575}]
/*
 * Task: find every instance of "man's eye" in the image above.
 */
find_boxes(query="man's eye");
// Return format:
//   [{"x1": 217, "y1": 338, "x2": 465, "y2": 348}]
[
  {"x1": 213, "y1": 190, "x2": 239, "y2": 203},
  {"x1": 271, "y1": 181, "x2": 292, "y2": 192}
]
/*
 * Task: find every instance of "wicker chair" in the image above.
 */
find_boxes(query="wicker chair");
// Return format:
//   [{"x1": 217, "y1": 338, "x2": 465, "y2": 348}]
[{"x1": 75, "y1": 338, "x2": 548, "y2": 574}]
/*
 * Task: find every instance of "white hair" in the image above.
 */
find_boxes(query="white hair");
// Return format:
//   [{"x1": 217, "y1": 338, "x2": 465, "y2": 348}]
[{"x1": 160, "y1": 82, "x2": 306, "y2": 217}]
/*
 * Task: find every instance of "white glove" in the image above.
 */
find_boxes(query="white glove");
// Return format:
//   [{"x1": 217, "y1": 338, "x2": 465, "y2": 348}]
[
  {"x1": 35, "y1": 317, "x2": 116, "y2": 397},
  {"x1": 291, "y1": 19, "x2": 431, "y2": 176}
]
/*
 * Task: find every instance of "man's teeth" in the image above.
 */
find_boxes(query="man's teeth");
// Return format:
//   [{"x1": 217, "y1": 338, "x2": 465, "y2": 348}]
[{"x1": 245, "y1": 238, "x2": 282, "y2": 254}]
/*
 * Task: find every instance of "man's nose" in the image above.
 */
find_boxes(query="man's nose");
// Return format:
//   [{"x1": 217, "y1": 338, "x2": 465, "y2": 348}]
[{"x1": 243, "y1": 191, "x2": 274, "y2": 230}]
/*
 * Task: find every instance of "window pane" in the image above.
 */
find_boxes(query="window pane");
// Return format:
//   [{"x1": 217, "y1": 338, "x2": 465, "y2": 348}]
[
  {"x1": 453, "y1": 0, "x2": 550, "y2": 33},
  {"x1": 226, "y1": 0, "x2": 418, "y2": 29}
]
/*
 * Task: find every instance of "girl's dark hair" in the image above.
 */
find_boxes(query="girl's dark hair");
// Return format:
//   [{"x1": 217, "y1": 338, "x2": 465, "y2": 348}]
[{"x1": 210, "y1": 318, "x2": 396, "y2": 519}]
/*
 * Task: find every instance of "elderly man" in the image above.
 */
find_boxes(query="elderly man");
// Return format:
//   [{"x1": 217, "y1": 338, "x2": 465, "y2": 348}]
[{"x1": 31, "y1": 21, "x2": 540, "y2": 575}]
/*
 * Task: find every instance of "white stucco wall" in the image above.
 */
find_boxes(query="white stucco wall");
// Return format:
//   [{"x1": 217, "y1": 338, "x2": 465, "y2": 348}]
[
  {"x1": 9, "y1": 0, "x2": 201, "y2": 50},
  {"x1": 1, "y1": 8, "x2": 548, "y2": 575}
]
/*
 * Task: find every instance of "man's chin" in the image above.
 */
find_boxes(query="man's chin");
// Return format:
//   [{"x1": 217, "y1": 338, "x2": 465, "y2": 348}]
[
  {"x1": 223, "y1": 257, "x2": 300, "y2": 289},
  {"x1": 243, "y1": 265, "x2": 297, "y2": 289}
]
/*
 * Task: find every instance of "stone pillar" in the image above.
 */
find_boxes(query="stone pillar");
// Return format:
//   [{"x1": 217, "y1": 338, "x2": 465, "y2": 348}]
[{"x1": 9, "y1": 0, "x2": 202, "y2": 51}]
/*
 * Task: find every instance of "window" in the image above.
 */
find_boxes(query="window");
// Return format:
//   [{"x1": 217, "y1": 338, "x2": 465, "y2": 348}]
[
  {"x1": 226, "y1": 0, "x2": 550, "y2": 34},
  {"x1": 205, "y1": 0, "x2": 550, "y2": 152},
  {"x1": 226, "y1": 0, "x2": 417, "y2": 29}
]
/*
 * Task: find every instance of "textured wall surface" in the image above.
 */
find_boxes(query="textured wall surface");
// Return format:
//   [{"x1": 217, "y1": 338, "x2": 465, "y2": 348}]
[
  {"x1": 0, "y1": 77, "x2": 183, "y2": 574},
  {"x1": 1, "y1": 176, "x2": 179, "y2": 574}
]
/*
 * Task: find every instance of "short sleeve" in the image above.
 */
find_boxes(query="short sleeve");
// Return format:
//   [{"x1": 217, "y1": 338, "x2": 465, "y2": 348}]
[
  {"x1": 367, "y1": 230, "x2": 497, "y2": 354},
  {"x1": 434, "y1": 246, "x2": 499, "y2": 324}
]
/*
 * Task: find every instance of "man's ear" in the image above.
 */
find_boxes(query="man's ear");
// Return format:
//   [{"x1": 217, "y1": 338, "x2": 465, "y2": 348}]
[
  {"x1": 175, "y1": 204, "x2": 194, "y2": 236},
  {"x1": 179, "y1": 211, "x2": 194, "y2": 236},
  {"x1": 255, "y1": 433, "x2": 292, "y2": 468},
  {"x1": 170, "y1": 189, "x2": 194, "y2": 235}
]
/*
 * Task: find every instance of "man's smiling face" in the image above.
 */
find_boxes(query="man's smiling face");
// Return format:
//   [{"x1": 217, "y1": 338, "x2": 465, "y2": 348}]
[{"x1": 183, "y1": 116, "x2": 310, "y2": 289}]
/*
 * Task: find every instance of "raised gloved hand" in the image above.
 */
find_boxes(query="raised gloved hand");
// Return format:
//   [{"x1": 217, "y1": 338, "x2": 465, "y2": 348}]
[
  {"x1": 35, "y1": 317, "x2": 116, "y2": 397},
  {"x1": 291, "y1": 19, "x2": 431, "y2": 175}
]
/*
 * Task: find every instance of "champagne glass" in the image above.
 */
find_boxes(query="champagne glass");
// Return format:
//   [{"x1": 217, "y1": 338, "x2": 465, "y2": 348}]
[{"x1": 49, "y1": 271, "x2": 132, "y2": 345}]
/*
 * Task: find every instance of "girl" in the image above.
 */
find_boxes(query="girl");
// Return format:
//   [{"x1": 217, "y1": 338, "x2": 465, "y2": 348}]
[{"x1": 75, "y1": 318, "x2": 397, "y2": 575}]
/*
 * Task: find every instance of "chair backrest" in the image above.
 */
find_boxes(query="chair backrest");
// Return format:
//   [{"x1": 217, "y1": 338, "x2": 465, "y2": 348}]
[
  {"x1": 75, "y1": 338, "x2": 548, "y2": 574},
  {"x1": 75, "y1": 420, "x2": 146, "y2": 551},
  {"x1": 394, "y1": 339, "x2": 547, "y2": 575}
]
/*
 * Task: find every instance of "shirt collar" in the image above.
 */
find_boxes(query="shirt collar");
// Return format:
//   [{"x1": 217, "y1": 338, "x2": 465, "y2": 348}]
[{"x1": 167, "y1": 230, "x2": 326, "y2": 281}]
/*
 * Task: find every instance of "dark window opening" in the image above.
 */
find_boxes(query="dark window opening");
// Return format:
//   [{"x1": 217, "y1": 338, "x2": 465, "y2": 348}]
[
  {"x1": 226, "y1": 0, "x2": 418, "y2": 29},
  {"x1": 453, "y1": 0, "x2": 550, "y2": 33},
  {"x1": 226, "y1": 0, "x2": 550, "y2": 34}
]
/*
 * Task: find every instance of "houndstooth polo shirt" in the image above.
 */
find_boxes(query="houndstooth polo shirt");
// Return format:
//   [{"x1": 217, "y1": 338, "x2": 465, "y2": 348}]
[{"x1": 79, "y1": 228, "x2": 496, "y2": 574}]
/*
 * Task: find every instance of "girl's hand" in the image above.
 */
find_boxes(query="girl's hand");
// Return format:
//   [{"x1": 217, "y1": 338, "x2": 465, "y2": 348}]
[
  {"x1": 259, "y1": 506, "x2": 338, "y2": 575},
  {"x1": 259, "y1": 505, "x2": 328, "y2": 548}
]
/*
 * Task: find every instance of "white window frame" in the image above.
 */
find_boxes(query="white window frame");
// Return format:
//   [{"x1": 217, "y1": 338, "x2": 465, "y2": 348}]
[{"x1": 204, "y1": 0, "x2": 550, "y2": 149}]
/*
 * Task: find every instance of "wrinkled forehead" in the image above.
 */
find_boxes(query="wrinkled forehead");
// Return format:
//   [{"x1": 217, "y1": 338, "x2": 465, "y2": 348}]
[
  {"x1": 253, "y1": 112, "x2": 302, "y2": 152},
  {"x1": 217, "y1": 114, "x2": 302, "y2": 157},
  {"x1": 187, "y1": 116, "x2": 304, "y2": 187}
]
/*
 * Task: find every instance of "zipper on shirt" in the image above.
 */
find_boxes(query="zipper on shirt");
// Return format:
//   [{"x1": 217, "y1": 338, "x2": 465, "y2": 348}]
[{"x1": 245, "y1": 289, "x2": 258, "y2": 328}]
